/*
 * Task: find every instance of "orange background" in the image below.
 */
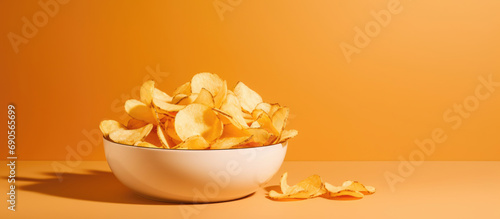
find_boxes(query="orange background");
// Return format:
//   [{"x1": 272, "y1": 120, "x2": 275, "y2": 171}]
[{"x1": 2, "y1": 0, "x2": 499, "y2": 161}]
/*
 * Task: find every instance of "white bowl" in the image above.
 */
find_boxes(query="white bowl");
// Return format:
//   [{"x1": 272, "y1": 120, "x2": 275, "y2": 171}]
[{"x1": 103, "y1": 137, "x2": 287, "y2": 203}]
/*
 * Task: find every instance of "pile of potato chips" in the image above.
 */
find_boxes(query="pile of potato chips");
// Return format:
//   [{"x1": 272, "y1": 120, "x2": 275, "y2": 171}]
[
  {"x1": 100, "y1": 73, "x2": 298, "y2": 149},
  {"x1": 269, "y1": 172, "x2": 375, "y2": 200}
]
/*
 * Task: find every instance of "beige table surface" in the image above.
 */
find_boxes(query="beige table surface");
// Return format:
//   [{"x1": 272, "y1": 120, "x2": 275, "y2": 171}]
[{"x1": 1, "y1": 161, "x2": 499, "y2": 219}]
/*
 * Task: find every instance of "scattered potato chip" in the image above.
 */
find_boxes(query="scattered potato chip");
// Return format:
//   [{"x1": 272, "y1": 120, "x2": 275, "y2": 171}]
[
  {"x1": 175, "y1": 103, "x2": 223, "y2": 142},
  {"x1": 109, "y1": 124, "x2": 154, "y2": 145},
  {"x1": 341, "y1": 180, "x2": 376, "y2": 195},
  {"x1": 325, "y1": 182, "x2": 364, "y2": 198},
  {"x1": 234, "y1": 81, "x2": 263, "y2": 113},
  {"x1": 269, "y1": 173, "x2": 324, "y2": 199},
  {"x1": 100, "y1": 120, "x2": 125, "y2": 138},
  {"x1": 269, "y1": 172, "x2": 376, "y2": 201},
  {"x1": 173, "y1": 135, "x2": 210, "y2": 149}
]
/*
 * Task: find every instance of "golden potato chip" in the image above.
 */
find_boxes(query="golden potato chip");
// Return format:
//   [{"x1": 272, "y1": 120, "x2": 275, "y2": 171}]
[
  {"x1": 280, "y1": 172, "x2": 290, "y2": 193},
  {"x1": 175, "y1": 103, "x2": 223, "y2": 142},
  {"x1": 250, "y1": 121, "x2": 260, "y2": 128},
  {"x1": 191, "y1": 72, "x2": 224, "y2": 95},
  {"x1": 156, "y1": 120, "x2": 171, "y2": 149},
  {"x1": 127, "y1": 118, "x2": 148, "y2": 129},
  {"x1": 245, "y1": 128, "x2": 274, "y2": 146},
  {"x1": 268, "y1": 103, "x2": 282, "y2": 117},
  {"x1": 255, "y1": 102, "x2": 271, "y2": 114},
  {"x1": 166, "y1": 118, "x2": 182, "y2": 143},
  {"x1": 233, "y1": 81, "x2": 263, "y2": 113},
  {"x1": 173, "y1": 82, "x2": 191, "y2": 96},
  {"x1": 153, "y1": 98, "x2": 186, "y2": 113},
  {"x1": 194, "y1": 88, "x2": 215, "y2": 108},
  {"x1": 173, "y1": 135, "x2": 210, "y2": 149},
  {"x1": 220, "y1": 123, "x2": 247, "y2": 138},
  {"x1": 269, "y1": 173, "x2": 324, "y2": 199},
  {"x1": 210, "y1": 136, "x2": 252, "y2": 149},
  {"x1": 125, "y1": 99, "x2": 157, "y2": 124},
  {"x1": 255, "y1": 113, "x2": 279, "y2": 136},
  {"x1": 278, "y1": 129, "x2": 298, "y2": 143},
  {"x1": 341, "y1": 181, "x2": 376, "y2": 195},
  {"x1": 214, "y1": 80, "x2": 227, "y2": 108},
  {"x1": 171, "y1": 94, "x2": 189, "y2": 104},
  {"x1": 272, "y1": 107, "x2": 289, "y2": 134},
  {"x1": 219, "y1": 92, "x2": 248, "y2": 129},
  {"x1": 177, "y1": 93, "x2": 199, "y2": 105},
  {"x1": 324, "y1": 181, "x2": 375, "y2": 198},
  {"x1": 134, "y1": 141, "x2": 162, "y2": 148},
  {"x1": 109, "y1": 124, "x2": 154, "y2": 145},
  {"x1": 140, "y1": 80, "x2": 155, "y2": 106},
  {"x1": 153, "y1": 88, "x2": 172, "y2": 103},
  {"x1": 99, "y1": 120, "x2": 125, "y2": 138}
]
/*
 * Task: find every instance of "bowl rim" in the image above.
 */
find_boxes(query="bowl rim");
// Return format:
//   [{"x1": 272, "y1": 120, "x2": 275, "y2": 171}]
[{"x1": 102, "y1": 136, "x2": 287, "y2": 151}]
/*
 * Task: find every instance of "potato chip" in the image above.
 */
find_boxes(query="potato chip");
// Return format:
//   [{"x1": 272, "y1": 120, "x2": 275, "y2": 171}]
[
  {"x1": 210, "y1": 136, "x2": 252, "y2": 149},
  {"x1": 233, "y1": 81, "x2": 263, "y2": 113},
  {"x1": 155, "y1": 118, "x2": 171, "y2": 149},
  {"x1": 166, "y1": 118, "x2": 182, "y2": 143},
  {"x1": 194, "y1": 88, "x2": 215, "y2": 108},
  {"x1": 153, "y1": 98, "x2": 186, "y2": 113},
  {"x1": 218, "y1": 92, "x2": 248, "y2": 129},
  {"x1": 172, "y1": 82, "x2": 191, "y2": 96},
  {"x1": 213, "y1": 80, "x2": 227, "y2": 108},
  {"x1": 177, "y1": 93, "x2": 199, "y2": 105},
  {"x1": 140, "y1": 80, "x2": 155, "y2": 106},
  {"x1": 255, "y1": 112, "x2": 279, "y2": 136},
  {"x1": 173, "y1": 135, "x2": 210, "y2": 149},
  {"x1": 153, "y1": 88, "x2": 172, "y2": 103},
  {"x1": 250, "y1": 121, "x2": 260, "y2": 128},
  {"x1": 268, "y1": 103, "x2": 282, "y2": 117},
  {"x1": 134, "y1": 141, "x2": 162, "y2": 149},
  {"x1": 175, "y1": 103, "x2": 223, "y2": 142},
  {"x1": 278, "y1": 129, "x2": 298, "y2": 143},
  {"x1": 109, "y1": 124, "x2": 154, "y2": 145},
  {"x1": 191, "y1": 72, "x2": 224, "y2": 95},
  {"x1": 99, "y1": 120, "x2": 125, "y2": 138},
  {"x1": 125, "y1": 99, "x2": 157, "y2": 124},
  {"x1": 171, "y1": 94, "x2": 189, "y2": 104},
  {"x1": 272, "y1": 107, "x2": 289, "y2": 134},
  {"x1": 341, "y1": 180, "x2": 376, "y2": 195},
  {"x1": 245, "y1": 128, "x2": 274, "y2": 146},
  {"x1": 127, "y1": 118, "x2": 148, "y2": 129},
  {"x1": 269, "y1": 173, "x2": 324, "y2": 199},
  {"x1": 324, "y1": 181, "x2": 375, "y2": 198},
  {"x1": 255, "y1": 102, "x2": 271, "y2": 114},
  {"x1": 220, "y1": 123, "x2": 247, "y2": 138}
]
